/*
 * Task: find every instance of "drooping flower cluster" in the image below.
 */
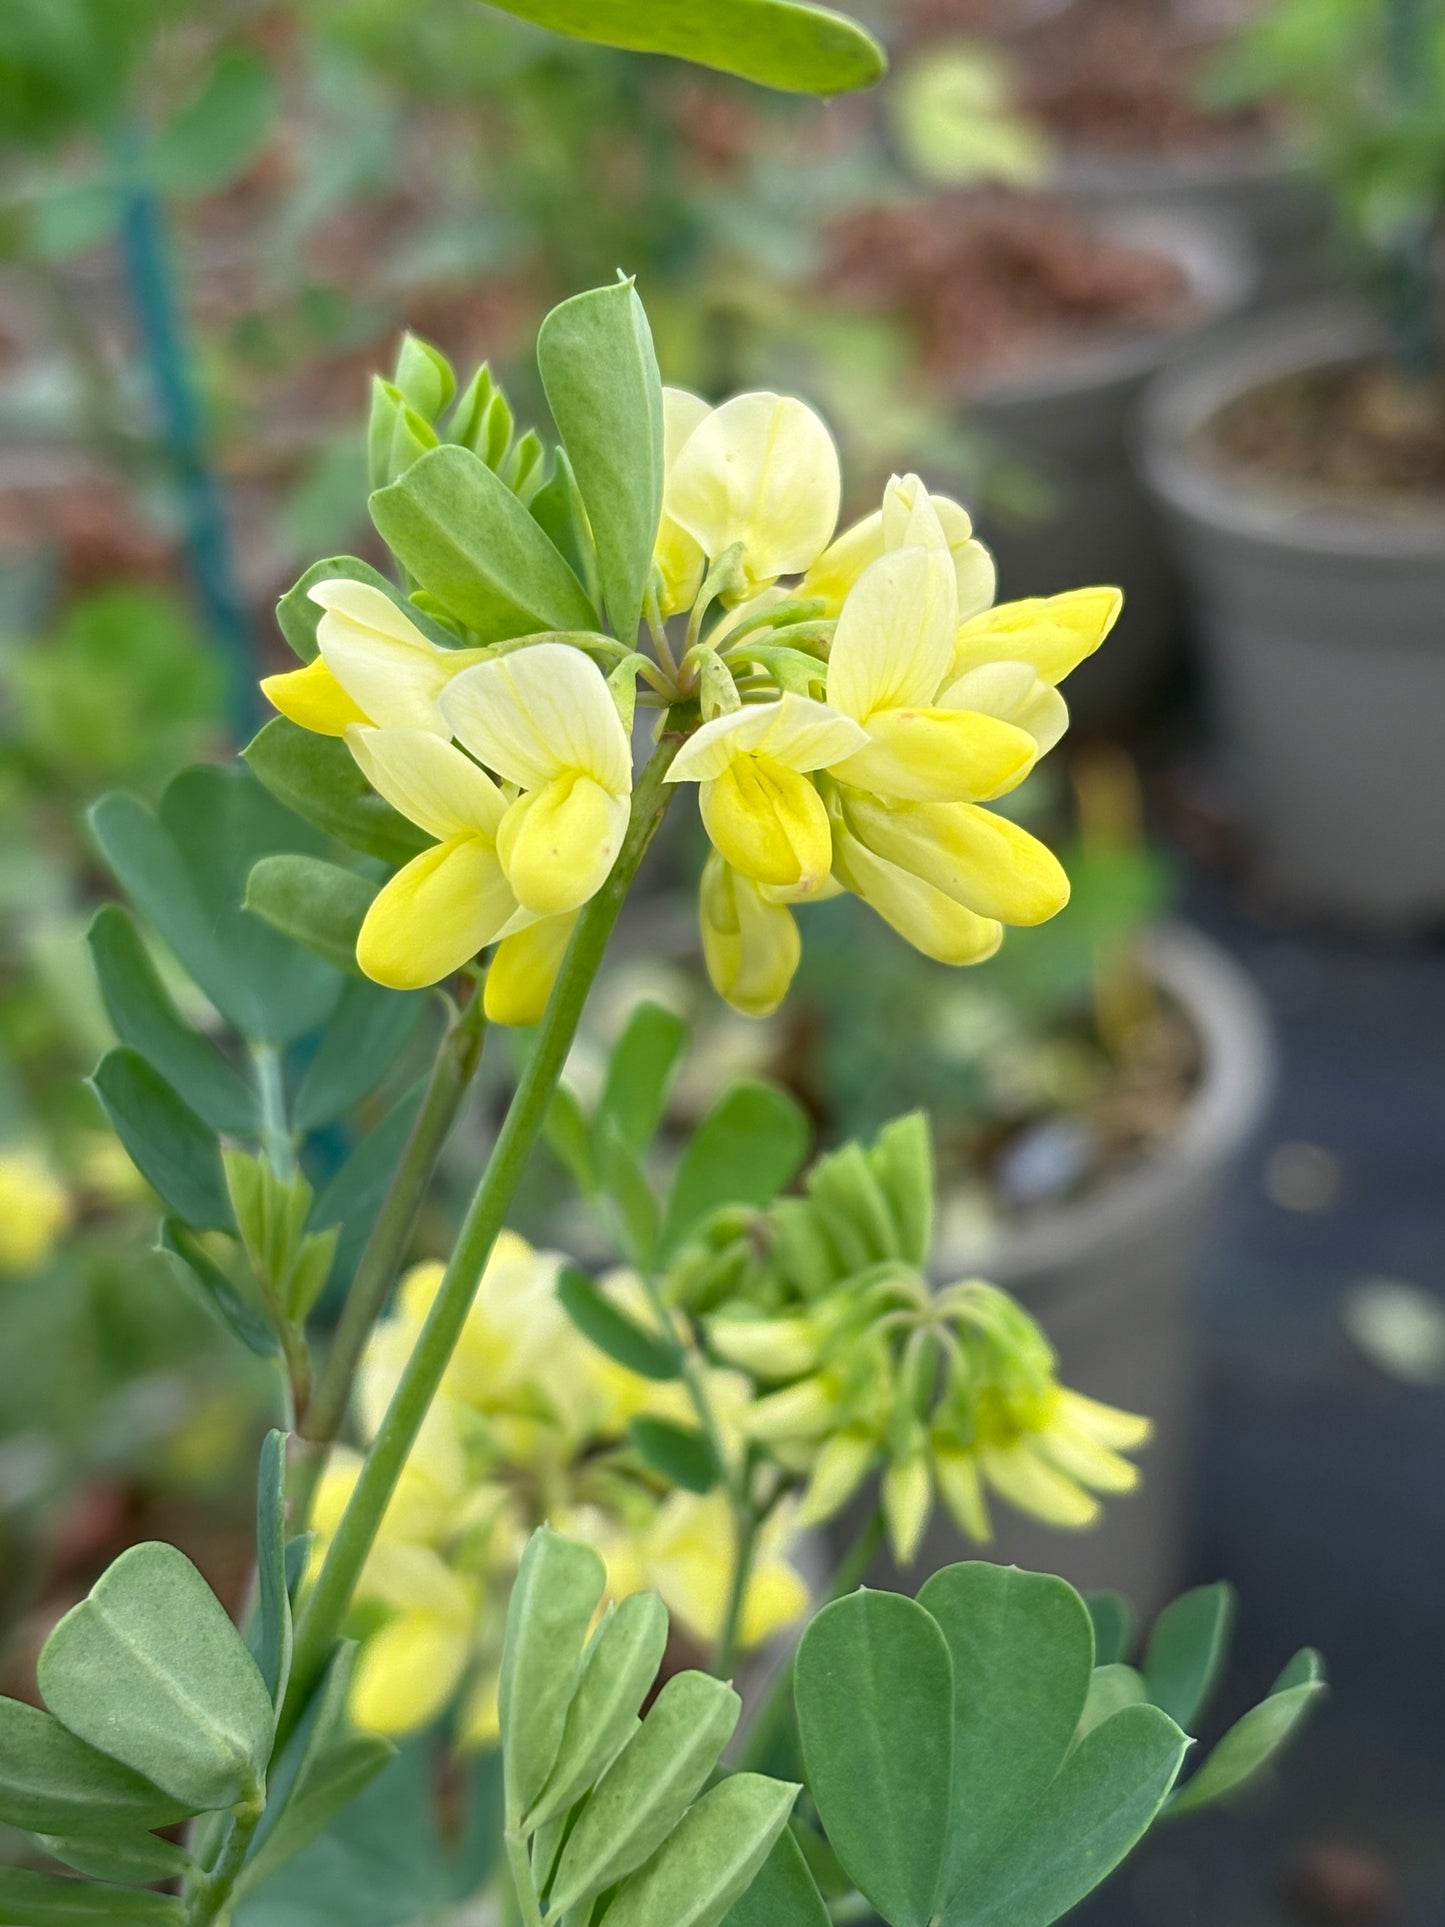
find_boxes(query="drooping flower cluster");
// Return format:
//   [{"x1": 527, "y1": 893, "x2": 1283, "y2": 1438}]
[
  {"x1": 261, "y1": 325, "x2": 1117, "y2": 1023},
  {"x1": 310, "y1": 1232, "x2": 808, "y2": 1741},
  {"x1": 670, "y1": 1111, "x2": 1149, "y2": 1564}
]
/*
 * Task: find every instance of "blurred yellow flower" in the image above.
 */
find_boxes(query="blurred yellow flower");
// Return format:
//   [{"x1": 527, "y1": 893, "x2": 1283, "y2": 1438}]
[{"x1": 0, "y1": 1148, "x2": 71, "y2": 1275}]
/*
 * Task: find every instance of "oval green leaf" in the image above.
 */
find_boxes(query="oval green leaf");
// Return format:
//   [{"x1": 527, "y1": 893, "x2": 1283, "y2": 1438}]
[
  {"x1": 662, "y1": 1081, "x2": 810, "y2": 1254},
  {"x1": 795, "y1": 1589, "x2": 954, "y2": 1927},
  {"x1": 91, "y1": 1049, "x2": 232, "y2": 1231},
  {"x1": 557, "y1": 1268, "x2": 682, "y2": 1381},
  {"x1": 628, "y1": 1416, "x2": 720, "y2": 1494},
  {"x1": 36, "y1": 1831, "x2": 192, "y2": 1887},
  {"x1": 38, "y1": 1542, "x2": 276, "y2": 1813},
  {"x1": 0, "y1": 1699, "x2": 195, "y2": 1839},
  {"x1": 723, "y1": 1824, "x2": 831, "y2": 1927},
  {"x1": 244, "y1": 719, "x2": 430, "y2": 869},
  {"x1": 1169, "y1": 1660, "x2": 1325, "y2": 1816},
  {"x1": 1143, "y1": 1582, "x2": 1235, "y2": 1731},
  {"x1": 292, "y1": 978, "x2": 421, "y2": 1134},
  {"x1": 604, "y1": 1773, "x2": 801, "y2": 1927},
  {"x1": 498, "y1": 1528, "x2": 607, "y2": 1826},
  {"x1": 0, "y1": 1869, "x2": 183, "y2": 1925},
  {"x1": 244, "y1": 855, "x2": 376, "y2": 976},
  {"x1": 479, "y1": 0, "x2": 887, "y2": 95},
  {"x1": 917, "y1": 1562, "x2": 1095, "y2": 1906}
]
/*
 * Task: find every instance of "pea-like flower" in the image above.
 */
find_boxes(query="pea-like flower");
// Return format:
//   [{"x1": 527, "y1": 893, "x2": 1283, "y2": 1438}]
[
  {"x1": 664, "y1": 391, "x2": 842, "y2": 599},
  {"x1": 803, "y1": 470, "x2": 996, "y2": 623},
  {"x1": 697, "y1": 853, "x2": 802, "y2": 1020},
  {"x1": 440, "y1": 642, "x2": 634, "y2": 918},
  {"x1": 262, "y1": 580, "x2": 487, "y2": 737}
]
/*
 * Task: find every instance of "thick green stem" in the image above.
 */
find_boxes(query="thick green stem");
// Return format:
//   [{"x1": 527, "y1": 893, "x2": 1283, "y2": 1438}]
[
  {"x1": 505, "y1": 1830, "x2": 545, "y2": 1927},
  {"x1": 185, "y1": 1799, "x2": 263, "y2": 1927},
  {"x1": 289, "y1": 987, "x2": 488, "y2": 1524},
  {"x1": 278, "y1": 732, "x2": 682, "y2": 1745}
]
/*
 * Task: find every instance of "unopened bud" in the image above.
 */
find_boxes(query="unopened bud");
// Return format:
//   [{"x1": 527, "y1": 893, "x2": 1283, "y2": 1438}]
[
  {"x1": 882, "y1": 1453, "x2": 933, "y2": 1566},
  {"x1": 797, "y1": 1428, "x2": 877, "y2": 1528},
  {"x1": 708, "y1": 1314, "x2": 822, "y2": 1381},
  {"x1": 743, "y1": 1374, "x2": 839, "y2": 1445}
]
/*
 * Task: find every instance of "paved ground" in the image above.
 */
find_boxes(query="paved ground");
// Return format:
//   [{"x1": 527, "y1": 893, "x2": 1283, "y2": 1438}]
[{"x1": 1078, "y1": 876, "x2": 1445, "y2": 1927}]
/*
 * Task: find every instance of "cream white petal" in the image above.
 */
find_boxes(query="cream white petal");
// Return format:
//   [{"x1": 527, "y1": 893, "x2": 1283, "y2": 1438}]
[
  {"x1": 663, "y1": 386, "x2": 712, "y2": 466},
  {"x1": 440, "y1": 643, "x2": 633, "y2": 795},
  {"x1": 668, "y1": 692, "x2": 867, "y2": 783},
  {"x1": 940, "y1": 661, "x2": 1069, "y2": 757},
  {"x1": 312, "y1": 580, "x2": 470, "y2": 736},
  {"x1": 881, "y1": 473, "x2": 949, "y2": 553},
  {"x1": 827, "y1": 545, "x2": 958, "y2": 722},
  {"x1": 346, "y1": 726, "x2": 507, "y2": 840},
  {"x1": 666, "y1": 391, "x2": 841, "y2": 587}
]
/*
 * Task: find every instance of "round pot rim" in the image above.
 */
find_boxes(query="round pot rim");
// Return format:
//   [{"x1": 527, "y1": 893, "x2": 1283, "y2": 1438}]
[
  {"x1": 1138, "y1": 299, "x2": 1445, "y2": 557},
  {"x1": 968, "y1": 206, "x2": 1256, "y2": 408},
  {"x1": 943, "y1": 921, "x2": 1275, "y2": 1282}
]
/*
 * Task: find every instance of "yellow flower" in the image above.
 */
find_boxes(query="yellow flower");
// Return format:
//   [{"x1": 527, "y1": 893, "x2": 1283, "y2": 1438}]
[
  {"x1": 484, "y1": 912, "x2": 578, "y2": 1027},
  {"x1": 262, "y1": 580, "x2": 487, "y2": 737},
  {"x1": 697, "y1": 852, "x2": 802, "y2": 1019},
  {"x1": 820, "y1": 542, "x2": 1072, "y2": 963},
  {"x1": 664, "y1": 392, "x2": 841, "y2": 599},
  {"x1": 0, "y1": 1149, "x2": 71, "y2": 1275},
  {"x1": 667, "y1": 692, "x2": 866, "y2": 893},
  {"x1": 803, "y1": 471, "x2": 995, "y2": 622},
  {"x1": 345, "y1": 726, "x2": 527, "y2": 989},
  {"x1": 439, "y1": 643, "x2": 634, "y2": 917},
  {"x1": 653, "y1": 387, "x2": 712, "y2": 616}
]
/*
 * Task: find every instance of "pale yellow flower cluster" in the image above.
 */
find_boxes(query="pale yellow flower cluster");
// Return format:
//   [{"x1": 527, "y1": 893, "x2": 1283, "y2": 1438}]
[
  {"x1": 262, "y1": 381, "x2": 1118, "y2": 1022},
  {"x1": 311, "y1": 1233, "x2": 808, "y2": 1740},
  {"x1": 0, "y1": 1147, "x2": 71, "y2": 1275}
]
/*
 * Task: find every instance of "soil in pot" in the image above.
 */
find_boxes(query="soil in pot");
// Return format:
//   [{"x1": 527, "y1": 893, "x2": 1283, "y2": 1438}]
[
  {"x1": 824, "y1": 188, "x2": 1195, "y2": 394},
  {"x1": 1208, "y1": 356, "x2": 1445, "y2": 501}
]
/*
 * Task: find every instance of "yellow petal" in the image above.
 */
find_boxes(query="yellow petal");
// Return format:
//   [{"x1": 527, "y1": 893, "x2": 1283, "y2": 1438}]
[
  {"x1": 952, "y1": 586, "x2": 1123, "y2": 686},
  {"x1": 312, "y1": 579, "x2": 482, "y2": 734},
  {"x1": 261, "y1": 657, "x2": 369, "y2": 736},
  {"x1": 456, "y1": 1666, "x2": 501, "y2": 1750},
  {"x1": 882, "y1": 1455, "x2": 933, "y2": 1565},
  {"x1": 1055, "y1": 1388, "x2": 1153, "y2": 1452},
  {"x1": 797, "y1": 1430, "x2": 877, "y2": 1528},
  {"x1": 700, "y1": 757, "x2": 831, "y2": 890},
  {"x1": 831, "y1": 707, "x2": 1038, "y2": 804},
  {"x1": 347, "y1": 725, "x2": 507, "y2": 839},
  {"x1": 933, "y1": 1447, "x2": 992, "y2": 1542},
  {"x1": 980, "y1": 1440, "x2": 1101, "y2": 1529},
  {"x1": 842, "y1": 794, "x2": 1071, "y2": 926},
  {"x1": 668, "y1": 692, "x2": 867, "y2": 783},
  {"x1": 666, "y1": 391, "x2": 841, "y2": 593},
  {"x1": 485, "y1": 913, "x2": 578, "y2": 1026},
  {"x1": 655, "y1": 387, "x2": 712, "y2": 616},
  {"x1": 441, "y1": 643, "x2": 633, "y2": 795},
  {"x1": 827, "y1": 546, "x2": 957, "y2": 721},
  {"x1": 357, "y1": 835, "x2": 518, "y2": 989},
  {"x1": 496, "y1": 773, "x2": 630, "y2": 915},
  {"x1": 349, "y1": 1611, "x2": 472, "y2": 1736},
  {"x1": 802, "y1": 507, "x2": 884, "y2": 611},
  {"x1": 739, "y1": 1555, "x2": 811, "y2": 1648},
  {"x1": 832, "y1": 814, "x2": 1003, "y2": 965},
  {"x1": 699, "y1": 853, "x2": 801, "y2": 1018},
  {"x1": 940, "y1": 662, "x2": 1069, "y2": 758},
  {"x1": 934, "y1": 496, "x2": 996, "y2": 622},
  {"x1": 1034, "y1": 1422, "x2": 1141, "y2": 1495}
]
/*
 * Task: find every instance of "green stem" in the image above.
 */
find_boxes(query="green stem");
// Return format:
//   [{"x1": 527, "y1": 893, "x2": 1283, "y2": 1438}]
[
  {"x1": 185, "y1": 1799, "x2": 263, "y2": 1927},
  {"x1": 288, "y1": 987, "x2": 489, "y2": 1525},
  {"x1": 278, "y1": 732, "x2": 682, "y2": 1746},
  {"x1": 713, "y1": 1482, "x2": 762, "y2": 1680},
  {"x1": 506, "y1": 1830, "x2": 545, "y2": 1927}
]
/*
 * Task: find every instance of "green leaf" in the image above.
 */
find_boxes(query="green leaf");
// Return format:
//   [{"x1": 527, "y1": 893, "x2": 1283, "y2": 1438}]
[
  {"x1": 91, "y1": 1049, "x2": 231, "y2": 1230},
  {"x1": 1077, "y1": 1664, "x2": 1149, "y2": 1741},
  {"x1": 663, "y1": 1082, "x2": 810, "y2": 1254},
  {"x1": 244, "y1": 720, "x2": 430, "y2": 868},
  {"x1": 275, "y1": 557, "x2": 458, "y2": 664},
  {"x1": 794, "y1": 1590, "x2": 953, "y2": 1927},
  {"x1": 596, "y1": 1001, "x2": 687, "y2": 1155},
  {"x1": 1169, "y1": 1657, "x2": 1325, "y2": 1816},
  {"x1": 597, "y1": 1119, "x2": 660, "y2": 1267},
  {"x1": 917, "y1": 1563, "x2": 1095, "y2": 1906},
  {"x1": 35, "y1": 1831, "x2": 192, "y2": 1887},
  {"x1": 245, "y1": 856, "x2": 376, "y2": 975},
  {"x1": 1083, "y1": 1590, "x2": 1135, "y2": 1667},
  {"x1": 943, "y1": 1706, "x2": 1188, "y2": 1927},
  {"x1": 147, "y1": 49, "x2": 277, "y2": 197},
  {"x1": 38, "y1": 1542, "x2": 276, "y2": 1813},
  {"x1": 603, "y1": 1772, "x2": 800, "y2": 1927},
  {"x1": 537, "y1": 280, "x2": 663, "y2": 647},
  {"x1": 157, "y1": 1218, "x2": 278, "y2": 1357},
  {"x1": 723, "y1": 1825, "x2": 831, "y2": 1927},
  {"x1": 525, "y1": 1591, "x2": 669, "y2": 1829},
  {"x1": 628, "y1": 1416, "x2": 719, "y2": 1494},
  {"x1": 310, "y1": 1084, "x2": 424, "y2": 1287},
  {"x1": 548, "y1": 1671, "x2": 742, "y2": 1914},
  {"x1": 867, "y1": 1112, "x2": 934, "y2": 1266},
  {"x1": 369, "y1": 444, "x2": 596, "y2": 641},
  {"x1": 0, "y1": 1698, "x2": 195, "y2": 1838},
  {"x1": 87, "y1": 906, "x2": 258, "y2": 1136},
  {"x1": 1143, "y1": 1583, "x2": 1235, "y2": 1730},
  {"x1": 238, "y1": 1734, "x2": 395, "y2": 1894},
  {"x1": 529, "y1": 444, "x2": 598, "y2": 598},
  {"x1": 477, "y1": 0, "x2": 887, "y2": 95},
  {"x1": 558, "y1": 1268, "x2": 682, "y2": 1380},
  {"x1": 498, "y1": 1528, "x2": 607, "y2": 1825},
  {"x1": 253, "y1": 1430, "x2": 292, "y2": 1707},
  {"x1": 89, "y1": 767, "x2": 343, "y2": 1045},
  {"x1": 546, "y1": 1083, "x2": 595, "y2": 1192},
  {"x1": 0, "y1": 1870, "x2": 183, "y2": 1925},
  {"x1": 292, "y1": 978, "x2": 422, "y2": 1134}
]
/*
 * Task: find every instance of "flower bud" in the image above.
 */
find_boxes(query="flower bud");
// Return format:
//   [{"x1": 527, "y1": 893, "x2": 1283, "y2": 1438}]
[
  {"x1": 797, "y1": 1428, "x2": 877, "y2": 1528},
  {"x1": 881, "y1": 1452, "x2": 933, "y2": 1565},
  {"x1": 933, "y1": 1444, "x2": 991, "y2": 1543},
  {"x1": 707, "y1": 1315, "x2": 823, "y2": 1381},
  {"x1": 742, "y1": 1375, "x2": 840, "y2": 1446}
]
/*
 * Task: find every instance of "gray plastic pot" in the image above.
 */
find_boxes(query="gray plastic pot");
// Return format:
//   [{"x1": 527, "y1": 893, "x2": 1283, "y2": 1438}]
[
  {"x1": 1140, "y1": 303, "x2": 1445, "y2": 928},
  {"x1": 968, "y1": 209, "x2": 1255, "y2": 732},
  {"x1": 890, "y1": 923, "x2": 1275, "y2": 1618},
  {"x1": 1058, "y1": 145, "x2": 1334, "y2": 306}
]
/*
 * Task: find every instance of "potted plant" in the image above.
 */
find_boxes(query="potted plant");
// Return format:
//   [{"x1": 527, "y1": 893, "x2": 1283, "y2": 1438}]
[{"x1": 1140, "y1": 0, "x2": 1445, "y2": 926}]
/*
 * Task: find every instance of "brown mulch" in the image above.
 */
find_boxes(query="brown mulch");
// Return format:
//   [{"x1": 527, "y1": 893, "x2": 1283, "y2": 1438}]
[{"x1": 1211, "y1": 358, "x2": 1445, "y2": 500}]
